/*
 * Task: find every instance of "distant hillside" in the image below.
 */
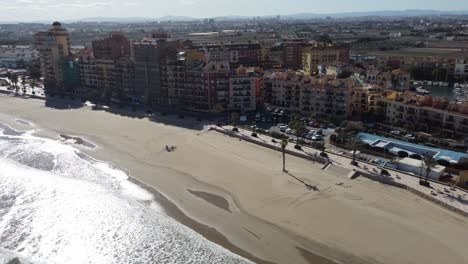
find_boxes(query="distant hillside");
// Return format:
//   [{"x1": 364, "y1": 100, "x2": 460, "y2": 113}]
[
  {"x1": 65, "y1": 16, "x2": 199, "y2": 23},
  {"x1": 284, "y1": 9, "x2": 468, "y2": 19},
  {"x1": 19, "y1": 9, "x2": 468, "y2": 24}
]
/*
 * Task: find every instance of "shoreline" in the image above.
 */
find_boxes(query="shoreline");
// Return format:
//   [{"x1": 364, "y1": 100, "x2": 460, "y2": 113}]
[
  {"x1": 0, "y1": 104, "x2": 340, "y2": 264},
  {"x1": 1, "y1": 94, "x2": 467, "y2": 264}
]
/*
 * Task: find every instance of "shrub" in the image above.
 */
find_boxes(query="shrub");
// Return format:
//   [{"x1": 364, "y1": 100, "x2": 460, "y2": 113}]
[
  {"x1": 410, "y1": 154, "x2": 422, "y2": 160},
  {"x1": 256, "y1": 128, "x2": 267, "y2": 134},
  {"x1": 398, "y1": 151, "x2": 409, "y2": 158},
  {"x1": 232, "y1": 127, "x2": 239, "y2": 132},
  {"x1": 294, "y1": 145, "x2": 302, "y2": 150},
  {"x1": 456, "y1": 158, "x2": 468, "y2": 170},
  {"x1": 251, "y1": 133, "x2": 258, "y2": 137},
  {"x1": 437, "y1": 159, "x2": 451, "y2": 167},
  {"x1": 270, "y1": 131, "x2": 287, "y2": 140},
  {"x1": 330, "y1": 134, "x2": 337, "y2": 142}
]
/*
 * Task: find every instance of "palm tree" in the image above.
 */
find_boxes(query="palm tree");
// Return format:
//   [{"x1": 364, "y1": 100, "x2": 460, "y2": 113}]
[
  {"x1": 281, "y1": 139, "x2": 288, "y2": 172},
  {"x1": 21, "y1": 75, "x2": 27, "y2": 94},
  {"x1": 422, "y1": 156, "x2": 437, "y2": 186},
  {"x1": 30, "y1": 79, "x2": 37, "y2": 95},
  {"x1": 11, "y1": 73, "x2": 19, "y2": 94},
  {"x1": 231, "y1": 112, "x2": 240, "y2": 129}
]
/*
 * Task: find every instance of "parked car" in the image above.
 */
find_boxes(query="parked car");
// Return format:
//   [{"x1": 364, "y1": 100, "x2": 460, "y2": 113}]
[
  {"x1": 311, "y1": 135, "x2": 323, "y2": 141},
  {"x1": 285, "y1": 128, "x2": 295, "y2": 135},
  {"x1": 279, "y1": 125, "x2": 288, "y2": 132},
  {"x1": 390, "y1": 130, "x2": 401, "y2": 136}
]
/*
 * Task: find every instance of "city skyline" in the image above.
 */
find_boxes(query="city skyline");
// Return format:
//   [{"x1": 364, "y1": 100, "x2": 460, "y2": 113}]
[{"x1": 1, "y1": 0, "x2": 468, "y2": 22}]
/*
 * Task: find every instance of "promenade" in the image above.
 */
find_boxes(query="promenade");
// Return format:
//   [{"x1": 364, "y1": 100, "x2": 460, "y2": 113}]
[{"x1": 216, "y1": 126, "x2": 468, "y2": 216}]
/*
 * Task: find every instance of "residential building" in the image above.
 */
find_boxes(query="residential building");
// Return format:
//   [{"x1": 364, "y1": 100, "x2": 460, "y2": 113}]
[
  {"x1": 384, "y1": 92, "x2": 468, "y2": 139},
  {"x1": 390, "y1": 69, "x2": 411, "y2": 91},
  {"x1": 0, "y1": 45, "x2": 39, "y2": 69},
  {"x1": 92, "y1": 33, "x2": 131, "y2": 60},
  {"x1": 180, "y1": 61, "x2": 230, "y2": 112},
  {"x1": 90, "y1": 33, "x2": 135, "y2": 104},
  {"x1": 34, "y1": 22, "x2": 71, "y2": 92},
  {"x1": 133, "y1": 37, "x2": 183, "y2": 107},
  {"x1": 349, "y1": 85, "x2": 387, "y2": 119},
  {"x1": 282, "y1": 42, "x2": 306, "y2": 69},
  {"x1": 78, "y1": 48, "x2": 97, "y2": 96},
  {"x1": 454, "y1": 58, "x2": 468, "y2": 80},
  {"x1": 193, "y1": 42, "x2": 264, "y2": 68},
  {"x1": 302, "y1": 43, "x2": 350, "y2": 76},
  {"x1": 229, "y1": 67, "x2": 263, "y2": 112},
  {"x1": 265, "y1": 71, "x2": 352, "y2": 121}
]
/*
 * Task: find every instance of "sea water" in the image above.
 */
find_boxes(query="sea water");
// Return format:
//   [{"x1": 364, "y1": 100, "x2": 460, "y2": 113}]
[{"x1": 0, "y1": 122, "x2": 249, "y2": 264}]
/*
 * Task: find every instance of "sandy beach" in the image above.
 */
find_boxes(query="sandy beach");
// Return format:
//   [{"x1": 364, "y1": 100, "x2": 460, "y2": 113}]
[{"x1": 1, "y1": 94, "x2": 468, "y2": 264}]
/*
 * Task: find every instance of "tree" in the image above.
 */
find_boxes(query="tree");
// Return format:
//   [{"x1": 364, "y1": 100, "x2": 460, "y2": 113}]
[
  {"x1": 281, "y1": 139, "x2": 288, "y2": 172},
  {"x1": 349, "y1": 137, "x2": 365, "y2": 166},
  {"x1": 21, "y1": 75, "x2": 26, "y2": 94},
  {"x1": 288, "y1": 114, "x2": 306, "y2": 147},
  {"x1": 10, "y1": 73, "x2": 19, "y2": 94},
  {"x1": 230, "y1": 112, "x2": 240, "y2": 128},
  {"x1": 30, "y1": 79, "x2": 37, "y2": 95},
  {"x1": 28, "y1": 62, "x2": 42, "y2": 81},
  {"x1": 422, "y1": 156, "x2": 437, "y2": 185},
  {"x1": 344, "y1": 121, "x2": 364, "y2": 134}
]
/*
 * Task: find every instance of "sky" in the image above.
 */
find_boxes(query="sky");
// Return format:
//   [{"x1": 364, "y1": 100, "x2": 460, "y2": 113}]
[{"x1": 1, "y1": 0, "x2": 468, "y2": 22}]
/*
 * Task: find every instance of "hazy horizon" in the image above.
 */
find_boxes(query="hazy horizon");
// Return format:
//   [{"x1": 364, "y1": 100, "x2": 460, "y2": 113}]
[{"x1": 1, "y1": 0, "x2": 468, "y2": 22}]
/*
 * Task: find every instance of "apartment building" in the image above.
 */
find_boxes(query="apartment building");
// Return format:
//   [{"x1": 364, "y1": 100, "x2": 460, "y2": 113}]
[
  {"x1": 302, "y1": 43, "x2": 350, "y2": 76},
  {"x1": 349, "y1": 85, "x2": 387, "y2": 119},
  {"x1": 229, "y1": 67, "x2": 263, "y2": 112},
  {"x1": 78, "y1": 48, "x2": 97, "y2": 95},
  {"x1": 0, "y1": 45, "x2": 39, "y2": 68},
  {"x1": 384, "y1": 92, "x2": 468, "y2": 139},
  {"x1": 34, "y1": 22, "x2": 71, "y2": 92},
  {"x1": 390, "y1": 69, "x2": 411, "y2": 91},
  {"x1": 133, "y1": 38, "x2": 183, "y2": 107},
  {"x1": 89, "y1": 33, "x2": 135, "y2": 104},
  {"x1": 193, "y1": 43, "x2": 264, "y2": 68},
  {"x1": 180, "y1": 61, "x2": 230, "y2": 111},
  {"x1": 93, "y1": 33, "x2": 131, "y2": 61},
  {"x1": 281, "y1": 42, "x2": 306, "y2": 69},
  {"x1": 454, "y1": 58, "x2": 468, "y2": 80},
  {"x1": 265, "y1": 71, "x2": 352, "y2": 121}
]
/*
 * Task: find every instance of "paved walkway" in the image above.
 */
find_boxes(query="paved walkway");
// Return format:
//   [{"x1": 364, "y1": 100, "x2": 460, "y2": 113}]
[
  {"x1": 0, "y1": 85, "x2": 46, "y2": 98},
  {"x1": 220, "y1": 126, "x2": 468, "y2": 216}
]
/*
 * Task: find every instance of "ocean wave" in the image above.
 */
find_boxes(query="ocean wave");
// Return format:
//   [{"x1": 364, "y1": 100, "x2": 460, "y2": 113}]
[{"x1": 0, "y1": 123, "x2": 249, "y2": 264}]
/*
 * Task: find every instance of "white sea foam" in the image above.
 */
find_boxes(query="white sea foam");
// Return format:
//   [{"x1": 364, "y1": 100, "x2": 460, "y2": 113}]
[{"x1": 0, "y1": 123, "x2": 250, "y2": 264}]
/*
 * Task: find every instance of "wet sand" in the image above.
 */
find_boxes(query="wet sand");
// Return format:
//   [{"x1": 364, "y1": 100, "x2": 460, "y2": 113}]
[{"x1": 1, "y1": 94, "x2": 468, "y2": 264}]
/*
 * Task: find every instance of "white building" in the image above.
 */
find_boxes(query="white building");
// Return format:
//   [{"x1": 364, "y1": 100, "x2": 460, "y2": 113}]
[
  {"x1": 454, "y1": 58, "x2": 468, "y2": 79},
  {"x1": 397, "y1": 158, "x2": 445, "y2": 180},
  {"x1": 0, "y1": 45, "x2": 39, "y2": 68}
]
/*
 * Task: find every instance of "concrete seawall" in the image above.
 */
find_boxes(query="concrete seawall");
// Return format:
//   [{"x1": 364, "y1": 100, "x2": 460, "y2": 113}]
[{"x1": 210, "y1": 127, "x2": 328, "y2": 164}]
